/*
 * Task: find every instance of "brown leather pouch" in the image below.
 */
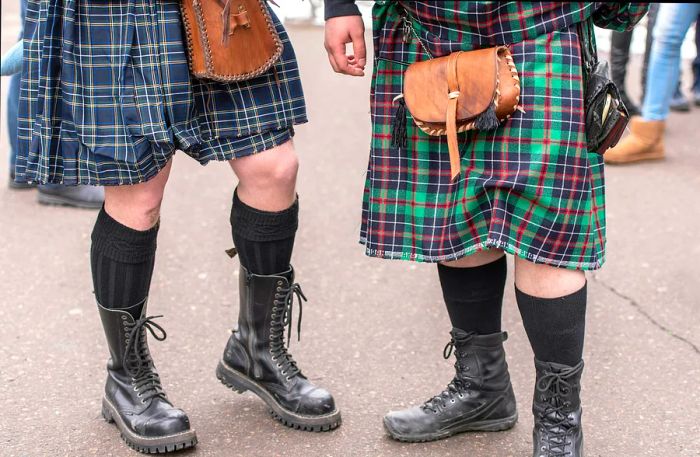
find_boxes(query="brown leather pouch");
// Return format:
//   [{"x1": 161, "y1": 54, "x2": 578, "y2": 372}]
[
  {"x1": 396, "y1": 47, "x2": 521, "y2": 180},
  {"x1": 180, "y1": 0, "x2": 283, "y2": 82}
]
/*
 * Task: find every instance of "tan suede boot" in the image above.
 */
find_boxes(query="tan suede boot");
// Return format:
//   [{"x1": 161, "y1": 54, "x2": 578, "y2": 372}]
[{"x1": 604, "y1": 117, "x2": 665, "y2": 164}]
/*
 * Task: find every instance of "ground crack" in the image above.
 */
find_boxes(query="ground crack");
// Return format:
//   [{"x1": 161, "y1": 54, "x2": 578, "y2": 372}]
[{"x1": 592, "y1": 276, "x2": 699, "y2": 356}]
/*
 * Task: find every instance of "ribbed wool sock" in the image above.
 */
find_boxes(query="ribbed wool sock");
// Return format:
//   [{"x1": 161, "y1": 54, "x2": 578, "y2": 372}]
[
  {"x1": 437, "y1": 255, "x2": 507, "y2": 334},
  {"x1": 516, "y1": 283, "x2": 587, "y2": 366},
  {"x1": 230, "y1": 190, "x2": 298, "y2": 275},
  {"x1": 90, "y1": 207, "x2": 159, "y2": 311}
]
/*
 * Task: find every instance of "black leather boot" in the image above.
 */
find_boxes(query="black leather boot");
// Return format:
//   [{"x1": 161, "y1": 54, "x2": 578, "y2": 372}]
[
  {"x1": 532, "y1": 359, "x2": 584, "y2": 457},
  {"x1": 383, "y1": 329, "x2": 518, "y2": 442},
  {"x1": 216, "y1": 265, "x2": 340, "y2": 431},
  {"x1": 98, "y1": 301, "x2": 197, "y2": 453}
]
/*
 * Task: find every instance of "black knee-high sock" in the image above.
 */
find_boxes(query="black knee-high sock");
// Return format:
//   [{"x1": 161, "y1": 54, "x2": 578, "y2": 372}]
[
  {"x1": 230, "y1": 190, "x2": 298, "y2": 275},
  {"x1": 516, "y1": 283, "x2": 587, "y2": 366},
  {"x1": 91, "y1": 207, "x2": 159, "y2": 310},
  {"x1": 437, "y1": 255, "x2": 507, "y2": 334}
]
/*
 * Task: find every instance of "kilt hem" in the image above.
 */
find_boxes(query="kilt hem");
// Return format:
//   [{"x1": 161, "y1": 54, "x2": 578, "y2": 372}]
[
  {"x1": 15, "y1": 125, "x2": 301, "y2": 187},
  {"x1": 358, "y1": 236, "x2": 605, "y2": 271}
]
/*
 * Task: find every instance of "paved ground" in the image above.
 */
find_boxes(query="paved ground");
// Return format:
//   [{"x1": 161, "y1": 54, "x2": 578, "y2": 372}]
[{"x1": 1, "y1": 4, "x2": 699, "y2": 457}]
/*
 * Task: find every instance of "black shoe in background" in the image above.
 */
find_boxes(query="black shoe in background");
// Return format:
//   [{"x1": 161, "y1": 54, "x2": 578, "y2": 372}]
[
  {"x1": 8, "y1": 171, "x2": 37, "y2": 190},
  {"x1": 669, "y1": 85, "x2": 691, "y2": 112},
  {"x1": 618, "y1": 90, "x2": 640, "y2": 117},
  {"x1": 37, "y1": 184, "x2": 104, "y2": 209}
]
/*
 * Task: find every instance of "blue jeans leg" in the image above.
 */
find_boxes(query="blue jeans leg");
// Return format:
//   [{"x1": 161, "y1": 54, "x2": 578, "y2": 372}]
[
  {"x1": 7, "y1": 72, "x2": 20, "y2": 176},
  {"x1": 642, "y1": 3, "x2": 700, "y2": 120}
]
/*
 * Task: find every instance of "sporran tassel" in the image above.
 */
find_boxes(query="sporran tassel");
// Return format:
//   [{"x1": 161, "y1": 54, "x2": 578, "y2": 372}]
[
  {"x1": 474, "y1": 103, "x2": 500, "y2": 130},
  {"x1": 391, "y1": 95, "x2": 408, "y2": 148}
]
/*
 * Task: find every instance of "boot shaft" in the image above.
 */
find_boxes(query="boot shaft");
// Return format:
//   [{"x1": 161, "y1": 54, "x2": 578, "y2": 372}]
[
  {"x1": 97, "y1": 300, "x2": 146, "y2": 371},
  {"x1": 236, "y1": 266, "x2": 294, "y2": 354},
  {"x1": 450, "y1": 329, "x2": 512, "y2": 392}
]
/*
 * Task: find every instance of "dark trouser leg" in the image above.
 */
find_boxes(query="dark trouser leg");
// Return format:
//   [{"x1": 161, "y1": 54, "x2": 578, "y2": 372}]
[
  {"x1": 610, "y1": 29, "x2": 641, "y2": 116},
  {"x1": 642, "y1": 3, "x2": 660, "y2": 98},
  {"x1": 438, "y1": 255, "x2": 506, "y2": 334}
]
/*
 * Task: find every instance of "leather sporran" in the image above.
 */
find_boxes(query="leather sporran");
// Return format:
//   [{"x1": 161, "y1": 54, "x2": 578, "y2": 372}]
[
  {"x1": 578, "y1": 19, "x2": 629, "y2": 154},
  {"x1": 180, "y1": 0, "x2": 283, "y2": 82},
  {"x1": 392, "y1": 14, "x2": 521, "y2": 180}
]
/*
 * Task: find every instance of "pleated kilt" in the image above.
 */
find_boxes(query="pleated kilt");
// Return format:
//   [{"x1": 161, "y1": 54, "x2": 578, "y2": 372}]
[
  {"x1": 361, "y1": 2, "x2": 607, "y2": 270},
  {"x1": 15, "y1": 0, "x2": 306, "y2": 186}
]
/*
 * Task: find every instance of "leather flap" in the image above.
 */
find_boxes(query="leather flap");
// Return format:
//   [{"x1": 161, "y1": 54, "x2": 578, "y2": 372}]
[
  {"x1": 183, "y1": 0, "x2": 283, "y2": 82},
  {"x1": 403, "y1": 47, "x2": 500, "y2": 124}
]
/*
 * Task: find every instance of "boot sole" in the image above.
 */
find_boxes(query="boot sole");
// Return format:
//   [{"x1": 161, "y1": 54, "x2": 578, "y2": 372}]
[
  {"x1": 383, "y1": 411, "x2": 518, "y2": 443},
  {"x1": 101, "y1": 397, "x2": 198, "y2": 454},
  {"x1": 216, "y1": 360, "x2": 342, "y2": 432},
  {"x1": 605, "y1": 152, "x2": 665, "y2": 164}
]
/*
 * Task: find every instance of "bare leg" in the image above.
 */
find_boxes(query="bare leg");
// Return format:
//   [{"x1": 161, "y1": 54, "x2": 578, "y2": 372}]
[
  {"x1": 228, "y1": 140, "x2": 298, "y2": 210},
  {"x1": 103, "y1": 161, "x2": 173, "y2": 230},
  {"x1": 514, "y1": 256, "x2": 585, "y2": 298}
]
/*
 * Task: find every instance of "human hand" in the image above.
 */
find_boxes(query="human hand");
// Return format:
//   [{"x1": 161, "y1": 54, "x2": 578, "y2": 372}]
[{"x1": 324, "y1": 15, "x2": 366, "y2": 76}]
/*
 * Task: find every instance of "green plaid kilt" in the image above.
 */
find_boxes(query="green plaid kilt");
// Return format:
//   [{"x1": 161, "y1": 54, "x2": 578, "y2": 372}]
[
  {"x1": 361, "y1": 3, "x2": 607, "y2": 270},
  {"x1": 15, "y1": 0, "x2": 306, "y2": 186}
]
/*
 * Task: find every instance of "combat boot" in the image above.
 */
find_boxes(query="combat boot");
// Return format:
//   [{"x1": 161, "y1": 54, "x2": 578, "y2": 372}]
[
  {"x1": 383, "y1": 329, "x2": 518, "y2": 442},
  {"x1": 216, "y1": 265, "x2": 341, "y2": 431},
  {"x1": 98, "y1": 300, "x2": 196, "y2": 453}
]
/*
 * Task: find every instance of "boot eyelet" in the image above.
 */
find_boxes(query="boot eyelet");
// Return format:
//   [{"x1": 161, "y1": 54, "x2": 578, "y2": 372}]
[
  {"x1": 281, "y1": 370, "x2": 287, "y2": 375},
  {"x1": 450, "y1": 399, "x2": 456, "y2": 404},
  {"x1": 121, "y1": 315, "x2": 127, "y2": 320},
  {"x1": 141, "y1": 399, "x2": 146, "y2": 404},
  {"x1": 285, "y1": 376, "x2": 291, "y2": 381}
]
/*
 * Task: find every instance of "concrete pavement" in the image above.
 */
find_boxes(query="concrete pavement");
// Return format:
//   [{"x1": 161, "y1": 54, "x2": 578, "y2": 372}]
[{"x1": 1, "y1": 4, "x2": 699, "y2": 456}]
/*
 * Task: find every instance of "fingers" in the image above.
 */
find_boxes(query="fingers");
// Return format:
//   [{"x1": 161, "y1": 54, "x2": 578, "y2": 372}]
[
  {"x1": 327, "y1": 42, "x2": 364, "y2": 76},
  {"x1": 351, "y1": 31, "x2": 367, "y2": 69},
  {"x1": 324, "y1": 16, "x2": 366, "y2": 77}
]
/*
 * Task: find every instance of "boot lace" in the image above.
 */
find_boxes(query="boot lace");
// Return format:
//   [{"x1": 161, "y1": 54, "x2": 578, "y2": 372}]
[
  {"x1": 535, "y1": 361, "x2": 584, "y2": 457},
  {"x1": 421, "y1": 333, "x2": 475, "y2": 413},
  {"x1": 270, "y1": 282, "x2": 307, "y2": 380},
  {"x1": 122, "y1": 314, "x2": 168, "y2": 403}
]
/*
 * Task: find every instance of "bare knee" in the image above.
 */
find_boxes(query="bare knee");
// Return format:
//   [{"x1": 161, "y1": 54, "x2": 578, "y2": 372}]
[
  {"x1": 441, "y1": 249, "x2": 505, "y2": 268},
  {"x1": 514, "y1": 257, "x2": 586, "y2": 298},
  {"x1": 231, "y1": 141, "x2": 299, "y2": 210},
  {"x1": 241, "y1": 143, "x2": 299, "y2": 191}
]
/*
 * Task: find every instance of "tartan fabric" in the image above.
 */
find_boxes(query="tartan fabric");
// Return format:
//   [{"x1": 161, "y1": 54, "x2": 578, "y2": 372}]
[
  {"x1": 15, "y1": 0, "x2": 306, "y2": 186},
  {"x1": 360, "y1": 2, "x2": 647, "y2": 271}
]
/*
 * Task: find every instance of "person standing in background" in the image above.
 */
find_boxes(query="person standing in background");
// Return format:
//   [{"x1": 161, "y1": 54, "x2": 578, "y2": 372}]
[
  {"x1": 6, "y1": 0, "x2": 104, "y2": 207},
  {"x1": 606, "y1": 3, "x2": 700, "y2": 164}
]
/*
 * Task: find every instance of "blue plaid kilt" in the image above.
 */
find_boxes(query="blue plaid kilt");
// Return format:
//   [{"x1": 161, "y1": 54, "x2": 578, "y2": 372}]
[{"x1": 15, "y1": 0, "x2": 307, "y2": 186}]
